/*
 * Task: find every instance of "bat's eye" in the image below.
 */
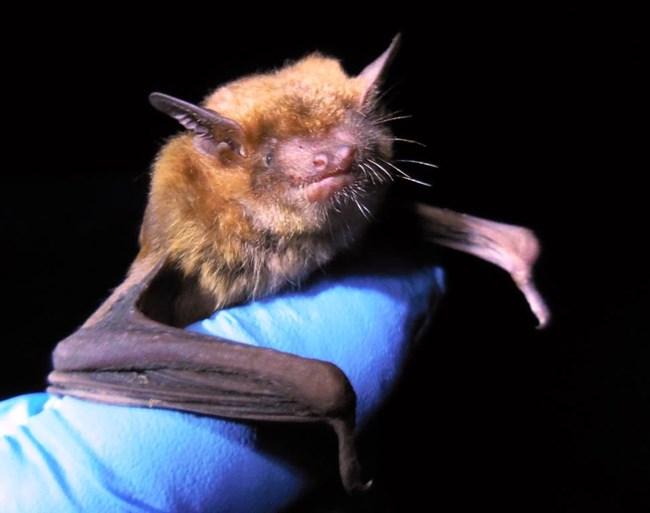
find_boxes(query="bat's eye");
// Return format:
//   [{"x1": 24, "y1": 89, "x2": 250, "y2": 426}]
[{"x1": 265, "y1": 153, "x2": 273, "y2": 167}]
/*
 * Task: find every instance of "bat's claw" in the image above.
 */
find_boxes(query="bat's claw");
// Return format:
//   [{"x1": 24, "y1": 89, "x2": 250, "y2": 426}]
[
  {"x1": 518, "y1": 279, "x2": 551, "y2": 329},
  {"x1": 346, "y1": 478, "x2": 373, "y2": 494},
  {"x1": 331, "y1": 417, "x2": 373, "y2": 494}
]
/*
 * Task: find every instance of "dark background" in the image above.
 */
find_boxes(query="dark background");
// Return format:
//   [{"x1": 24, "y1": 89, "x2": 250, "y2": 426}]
[{"x1": 1, "y1": 8, "x2": 645, "y2": 512}]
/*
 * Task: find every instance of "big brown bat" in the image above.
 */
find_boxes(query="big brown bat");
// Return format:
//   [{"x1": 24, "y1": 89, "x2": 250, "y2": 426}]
[{"x1": 47, "y1": 35, "x2": 548, "y2": 492}]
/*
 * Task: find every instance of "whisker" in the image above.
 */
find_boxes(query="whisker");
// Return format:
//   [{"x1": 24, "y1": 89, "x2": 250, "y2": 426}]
[
  {"x1": 374, "y1": 157, "x2": 410, "y2": 179},
  {"x1": 366, "y1": 158, "x2": 394, "y2": 181},
  {"x1": 358, "y1": 162, "x2": 378, "y2": 185},
  {"x1": 360, "y1": 161, "x2": 392, "y2": 184},
  {"x1": 374, "y1": 114, "x2": 413, "y2": 124},
  {"x1": 354, "y1": 198, "x2": 372, "y2": 221},
  {"x1": 376, "y1": 157, "x2": 432, "y2": 187},
  {"x1": 391, "y1": 137, "x2": 427, "y2": 147},
  {"x1": 397, "y1": 175, "x2": 433, "y2": 187},
  {"x1": 371, "y1": 109, "x2": 404, "y2": 123},
  {"x1": 395, "y1": 159, "x2": 439, "y2": 169},
  {"x1": 357, "y1": 162, "x2": 374, "y2": 184}
]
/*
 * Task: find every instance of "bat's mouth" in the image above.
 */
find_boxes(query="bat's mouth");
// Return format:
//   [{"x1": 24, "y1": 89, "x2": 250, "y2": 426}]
[{"x1": 303, "y1": 172, "x2": 356, "y2": 203}]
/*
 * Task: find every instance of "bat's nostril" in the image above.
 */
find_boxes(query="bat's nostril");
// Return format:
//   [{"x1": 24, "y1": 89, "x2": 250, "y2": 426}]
[
  {"x1": 335, "y1": 146, "x2": 355, "y2": 161},
  {"x1": 313, "y1": 147, "x2": 356, "y2": 174},
  {"x1": 334, "y1": 146, "x2": 356, "y2": 170},
  {"x1": 313, "y1": 154, "x2": 329, "y2": 171}
]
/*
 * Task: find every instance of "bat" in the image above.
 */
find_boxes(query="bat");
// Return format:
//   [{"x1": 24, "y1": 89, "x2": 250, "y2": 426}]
[{"x1": 46, "y1": 35, "x2": 549, "y2": 493}]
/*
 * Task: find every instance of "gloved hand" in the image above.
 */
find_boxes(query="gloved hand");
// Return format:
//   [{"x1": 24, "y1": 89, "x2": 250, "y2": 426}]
[{"x1": 0, "y1": 254, "x2": 443, "y2": 513}]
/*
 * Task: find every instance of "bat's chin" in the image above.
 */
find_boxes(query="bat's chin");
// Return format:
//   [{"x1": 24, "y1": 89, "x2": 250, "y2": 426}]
[{"x1": 303, "y1": 174, "x2": 356, "y2": 203}]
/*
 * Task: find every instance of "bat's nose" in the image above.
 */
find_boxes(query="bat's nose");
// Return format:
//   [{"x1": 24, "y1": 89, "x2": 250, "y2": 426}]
[{"x1": 312, "y1": 145, "x2": 357, "y2": 177}]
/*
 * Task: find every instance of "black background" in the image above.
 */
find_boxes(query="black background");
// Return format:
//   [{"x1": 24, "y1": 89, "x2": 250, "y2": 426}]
[{"x1": 1, "y1": 8, "x2": 646, "y2": 512}]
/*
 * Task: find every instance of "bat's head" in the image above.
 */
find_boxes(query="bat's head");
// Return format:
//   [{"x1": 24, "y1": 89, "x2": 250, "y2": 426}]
[{"x1": 148, "y1": 36, "x2": 400, "y2": 244}]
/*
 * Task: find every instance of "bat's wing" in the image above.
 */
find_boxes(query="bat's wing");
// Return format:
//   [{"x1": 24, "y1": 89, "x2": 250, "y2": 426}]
[
  {"x1": 47, "y1": 256, "x2": 368, "y2": 493},
  {"x1": 47, "y1": 203, "x2": 549, "y2": 494},
  {"x1": 414, "y1": 203, "x2": 550, "y2": 327}
]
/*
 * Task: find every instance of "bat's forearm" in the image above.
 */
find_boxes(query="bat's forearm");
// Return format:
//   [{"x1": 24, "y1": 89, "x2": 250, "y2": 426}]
[{"x1": 48, "y1": 255, "x2": 369, "y2": 492}]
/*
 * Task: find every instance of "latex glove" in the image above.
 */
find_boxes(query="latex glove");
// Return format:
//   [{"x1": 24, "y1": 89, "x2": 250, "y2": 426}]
[{"x1": 0, "y1": 254, "x2": 443, "y2": 513}]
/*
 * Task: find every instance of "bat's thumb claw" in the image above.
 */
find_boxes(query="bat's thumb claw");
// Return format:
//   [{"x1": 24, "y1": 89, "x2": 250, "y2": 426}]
[
  {"x1": 345, "y1": 477, "x2": 373, "y2": 494},
  {"x1": 360, "y1": 478, "x2": 374, "y2": 493},
  {"x1": 517, "y1": 278, "x2": 551, "y2": 329},
  {"x1": 331, "y1": 417, "x2": 373, "y2": 494}
]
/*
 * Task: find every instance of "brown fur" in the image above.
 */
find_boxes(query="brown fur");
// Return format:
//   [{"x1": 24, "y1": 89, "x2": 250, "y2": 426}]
[{"x1": 137, "y1": 52, "x2": 394, "y2": 325}]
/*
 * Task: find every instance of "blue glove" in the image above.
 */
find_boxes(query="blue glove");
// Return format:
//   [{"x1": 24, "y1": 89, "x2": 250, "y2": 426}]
[{"x1": 0, "y1": 255, "x2": 443, "y2": 513}]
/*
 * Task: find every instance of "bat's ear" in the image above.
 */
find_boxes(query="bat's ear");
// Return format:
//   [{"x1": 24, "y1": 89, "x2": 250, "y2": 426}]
[
  {"x1": 149, "y1": 92, "x2": 247, "y2": 159},
  {"x1": 357, "y1": 34, "x2": 401, "y2": 105}
]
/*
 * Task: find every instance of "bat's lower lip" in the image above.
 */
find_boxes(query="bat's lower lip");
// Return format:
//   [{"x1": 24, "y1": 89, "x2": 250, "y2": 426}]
[{"x1": 303, "y1": 174, "x2": 355, "y2": 203}]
